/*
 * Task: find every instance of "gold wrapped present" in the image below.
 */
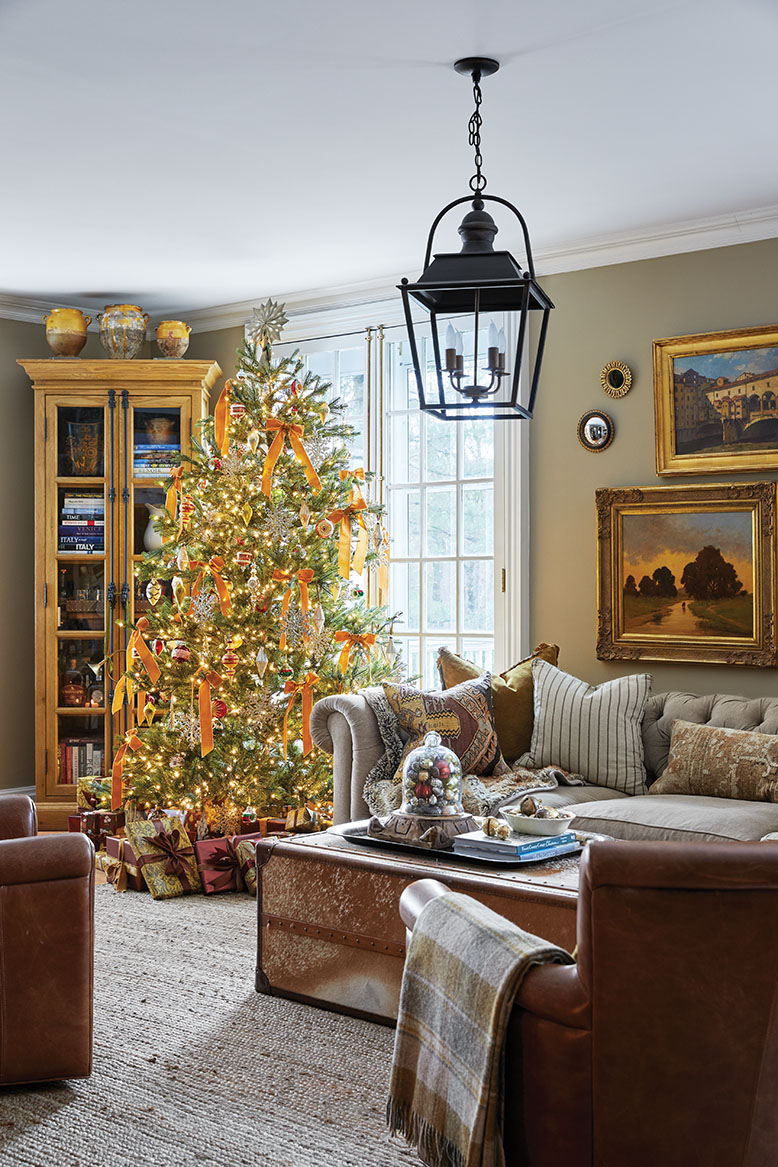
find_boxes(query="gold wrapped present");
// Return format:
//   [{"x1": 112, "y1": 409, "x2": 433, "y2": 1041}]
[
  {"x1": 124, "y1": 816, "x2": 202, "y2": 900},
  {"x1": 76, "y1": 776, "x2": 112, "y2": 810},
  {"x1": 235, "y1": 838, "x2": 258, "y2": 896}
]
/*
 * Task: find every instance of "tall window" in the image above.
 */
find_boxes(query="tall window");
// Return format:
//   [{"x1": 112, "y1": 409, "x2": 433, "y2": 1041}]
[
  {"x1": 302, "y1": 346, "x2": 366, "y2": 467},
  {"x1": 386, "y1": 335, "x2": 495, "y2": 687}
]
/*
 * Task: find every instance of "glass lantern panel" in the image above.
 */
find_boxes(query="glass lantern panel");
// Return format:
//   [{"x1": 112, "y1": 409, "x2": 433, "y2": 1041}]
[
  {"x1": 57, "y1": 487, "x2": 105, "y2": 555},
  {"x1": 57, "y1": 406, "x2": 105, "y2": 478},
  {"x1": 57, "y1": 563, "x2": 105, "y2": 632},
  {"x1": 133, "y1": 408, "x2": 182, "y2": 480},
  {"x1": 57, "y1": 714, "x2": 106, "y2": 783}
]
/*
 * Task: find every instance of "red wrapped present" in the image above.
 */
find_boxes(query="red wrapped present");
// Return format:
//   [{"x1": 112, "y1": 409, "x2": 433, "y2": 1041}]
[
  {"x1": 103, "y1": 836, "x2": 146, "y2": 892},
  {"x1": 99, "y1": 810, "x2": 125, "y2": 835},
  {"x1": 195, "y1": 836, "x2": 244, "y2": 894}
]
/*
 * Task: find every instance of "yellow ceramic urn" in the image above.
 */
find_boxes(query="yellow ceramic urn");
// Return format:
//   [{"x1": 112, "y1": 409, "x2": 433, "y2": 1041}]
[
  {"x1": 155, "y1": 320, "x2": 191, "y2": 359},
  {"x1": 97, "y1": 304, "x2": 149, "y2": 359},
  {"x1": 42, "y1": 307, "x2": 91, "y2": 357}
]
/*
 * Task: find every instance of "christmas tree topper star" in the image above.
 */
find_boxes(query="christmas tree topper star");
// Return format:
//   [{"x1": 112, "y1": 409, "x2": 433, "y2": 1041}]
[{"x1": 246, "y1": 299, "x2": 289, "y2": 348}]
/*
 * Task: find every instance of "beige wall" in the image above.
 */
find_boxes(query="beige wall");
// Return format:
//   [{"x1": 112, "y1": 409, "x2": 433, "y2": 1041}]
[
  {"x1": 531, "y1": 237, "x2": 778, "y2": 698},
  {"x1": 187, "y1": 326, "x2": 241, "y2": 406}
]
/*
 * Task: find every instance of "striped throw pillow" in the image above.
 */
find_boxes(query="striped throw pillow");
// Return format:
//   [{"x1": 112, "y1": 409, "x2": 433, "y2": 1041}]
[{"x1": 518, "y1": 659, "x2": 652, "y2": 794}]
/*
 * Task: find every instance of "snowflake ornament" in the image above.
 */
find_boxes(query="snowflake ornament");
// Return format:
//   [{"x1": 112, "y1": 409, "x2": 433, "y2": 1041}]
[
  {"x1": 219, "y1": 451, "x2": 245, "y2": 478},
  {"x1": 188, "y1": 591, "x2": 219, "y2": 625},
  {"x1": 305, "y1": 434, "x2": 333, "y2": 472},
  {"x1": 245, "y1": 299, "x2": 289, "y2": 348},
  {"x1": 242, "y1": 690, "x2": 276, "y2": 729},
  {"x1": 172, "y1": 711, "x2": 201, "y2": 749},
  {"x1": 281, "y1": 595, "x2": 310, "y2": 650},
  {"x1": 265, "y1": 504, "x2": 296, "y2": 541}
]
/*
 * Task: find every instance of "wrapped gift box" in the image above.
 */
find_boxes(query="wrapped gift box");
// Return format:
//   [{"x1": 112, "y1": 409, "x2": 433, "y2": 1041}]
[
  {"x1": 124, "y1": 817, "x2": 202, "y2": 900},
  {"x1": 235, "y1": 838, "x2": 258, "y2": 896},
  {"x1": 103, "y1": 836, "x2": 146, "y2": 892},
  {"x1": 76, "y1": 776, "x2": 112, "y2": 810},
  {"x1": 195, "y1": 836, "x2": 244, "y2": 895}
]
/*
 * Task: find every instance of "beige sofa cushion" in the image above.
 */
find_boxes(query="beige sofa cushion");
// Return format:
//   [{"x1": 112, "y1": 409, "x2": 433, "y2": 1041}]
[
  {"x1": 650, "y1": 719, "x2": 778, "y2": 802},
  {"x1": 571, "y1": 794, "x2": 778, "y2": 843},
  {"x1": 524, "y1": 784, "x2": 629, "y2": 811}
]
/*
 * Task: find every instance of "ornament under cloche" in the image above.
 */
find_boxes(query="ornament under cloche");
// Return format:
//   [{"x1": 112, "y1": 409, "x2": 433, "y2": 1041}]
[{"x1": 368, "y1": 732, "x2": 478, "y2": 850}]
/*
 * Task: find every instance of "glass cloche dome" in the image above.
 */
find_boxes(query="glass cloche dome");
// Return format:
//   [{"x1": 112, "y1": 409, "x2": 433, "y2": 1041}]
[{"x1": 400, "y1": 731, "x2": 464, "y2": 817}]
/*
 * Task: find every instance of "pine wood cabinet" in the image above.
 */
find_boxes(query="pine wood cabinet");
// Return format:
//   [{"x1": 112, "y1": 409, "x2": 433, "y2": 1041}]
[{"x1": 20, "y1": 359, "x2": 221, "y2": 828}]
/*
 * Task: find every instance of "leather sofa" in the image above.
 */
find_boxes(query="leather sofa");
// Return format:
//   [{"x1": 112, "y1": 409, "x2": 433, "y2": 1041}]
[
  {"x1": 311, "y1": 689, "x2": 778, "y2": 841},
  {"x1": 0, "y1": 794, "x2": 95, "y2": 1084},
  {"x1": 400, "y1": 841, "x2": 778, "y2": 1167}
]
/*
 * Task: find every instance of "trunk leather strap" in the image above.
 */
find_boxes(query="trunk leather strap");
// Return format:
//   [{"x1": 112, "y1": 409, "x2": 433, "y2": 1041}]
[{"x1": 261, "y1": 912, "x2": 405, "y2": 958}]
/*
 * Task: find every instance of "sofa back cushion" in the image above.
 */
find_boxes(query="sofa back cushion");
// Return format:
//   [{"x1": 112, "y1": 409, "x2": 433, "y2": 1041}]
[{"x1": 642, "y1": 692, "x2": 778, "y2": 783}]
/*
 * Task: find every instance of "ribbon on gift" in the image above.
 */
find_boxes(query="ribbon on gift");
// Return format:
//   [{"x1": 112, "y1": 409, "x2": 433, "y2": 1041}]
[
  {"x1": 191, "y1": 556, "x2": 232, "y2": 616},
  {"x1": 327, "y1": 498, "x2": 368, "y2": 579},
  {"x1": 273, "y1": 567, "x2": 315, "y2": 649},
  {"x1": 111, "y1": 730, "x2": 142, "y2": 811},
  {"x1": 282, "y1": 672, "x2": 319, "y2": 759},
  {"x1": 194, "y1": 666, "x2": 223, "y2": 757},
  {"x1": 261, "y1": 419, "x2": 322, "y2": 497},
  {"x1": 102, "y1": 838, "x2": 139, "y2": 894},
  {"x1": 334, "y1": 630, "x2": 376, "y2": 673},
  {"x1": 197, "y1": 837, "x2": 243, "y2": 893},
  {"x1": 166, "y1": 465, "x2": 185, "y2": 534},
  {"x1": 339, "y1": 467, "x2": 366, "y2": 502},
  {"x1": 214, "y1": 379, "x2": 232, "y2": 455},
  {"x1": 235, "y1": 839, "x2": 258, "y2": 893},
  {"x1": 143, "y1": 827, "x2": 196, "y2": 888},
  {"x1": 112, "y1": 618, "x2": 161, "y2": 715}
]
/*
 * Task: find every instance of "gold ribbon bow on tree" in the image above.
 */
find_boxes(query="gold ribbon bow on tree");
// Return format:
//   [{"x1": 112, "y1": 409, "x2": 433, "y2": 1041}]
[
  {"x1": 261, "y1": 419, "x2": 322, "y2": 497},
  {"x1": 213, "y1": 379, "x2": 233, "y2": 455},
  {"x1": 327, "y1": 498, "x2": 369, "y2": 579},
  {"x1": 191, "y1": 556, "x2": 232, "y2": 616},
  {"x1": 111, "y1": 729, "x2": 143, "y2": 811},
  {"x1": 339, "y1": 467, "x2": 366, "y2": 501},
  {"x1": 112, "y1": 617, "x2": 161, "y2": 715},
  {"x1": 282, "y1": 672, "x2": 319, "y2": 759},
  {"x1": 165, "y1": 465, "x2": 185, "y2": 534},
  {"x1": 273, "y1": 567, "x2": 315, "y2": 649},
  {"x1": 334, "y1": 630, "x2": 376, "y2": 673},
  {"x1": 193, "y1": 666, "x2": 223, "y2": 757}
]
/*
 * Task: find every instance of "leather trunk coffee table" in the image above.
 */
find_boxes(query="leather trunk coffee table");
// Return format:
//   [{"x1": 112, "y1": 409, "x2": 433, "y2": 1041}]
[{"x1": 255, "y1": 824, "x2": 583, "y2": 1025}]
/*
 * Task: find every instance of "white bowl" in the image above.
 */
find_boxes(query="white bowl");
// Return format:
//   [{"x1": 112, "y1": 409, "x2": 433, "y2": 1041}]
[{"x1": 500, "y1": 808, "x2": 575, "y2": 836}]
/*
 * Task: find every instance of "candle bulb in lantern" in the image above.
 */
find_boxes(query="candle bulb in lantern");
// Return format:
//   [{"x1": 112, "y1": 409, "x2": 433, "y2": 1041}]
[
  {"x1": 497, "y1": 327, "x2": 506, "y2": 370},
  {"x1": 455, "y1": 328, "x2": 464, "y2": 372},
  {"x1": 488, "y1": 320, "x2": 499, "y2": 371},
  {"x1": 444, "y1": 323, "x2": 457, "y2": 372}
]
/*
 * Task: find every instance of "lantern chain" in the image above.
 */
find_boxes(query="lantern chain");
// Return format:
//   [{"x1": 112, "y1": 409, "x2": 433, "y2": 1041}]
[{"x1": 468, "y1": 69, "x2": 487, "y2": 194}]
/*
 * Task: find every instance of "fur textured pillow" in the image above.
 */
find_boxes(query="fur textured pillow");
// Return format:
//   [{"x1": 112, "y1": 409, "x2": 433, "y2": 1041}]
[
  {"x1": 383, "y1": 673, "x2": 510, "y2": 783},
  {"x1": 437, "y1": 642, "x2": 560, "y2": 763},
  {"x1": 518, "y1": 659, "x2": 652, "y2": 795},
  {"x1": 650, "y1": 719, "x2": 778, "y2": 802}
]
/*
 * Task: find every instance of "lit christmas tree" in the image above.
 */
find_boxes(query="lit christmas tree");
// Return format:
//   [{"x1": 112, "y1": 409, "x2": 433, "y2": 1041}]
[{"x1": 111, "y1": 300, "x2": 402, "y2": 830}]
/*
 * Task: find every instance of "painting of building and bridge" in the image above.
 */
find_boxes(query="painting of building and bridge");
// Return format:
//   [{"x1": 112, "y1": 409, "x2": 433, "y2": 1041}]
[{"x1": 673, "y1": 344, "x2": 778, "y2": 454}]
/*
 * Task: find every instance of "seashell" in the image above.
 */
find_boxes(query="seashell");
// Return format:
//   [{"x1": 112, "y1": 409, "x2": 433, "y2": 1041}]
[{"x1": 519, "y1": 795, "x2": 540, "y2": 816}]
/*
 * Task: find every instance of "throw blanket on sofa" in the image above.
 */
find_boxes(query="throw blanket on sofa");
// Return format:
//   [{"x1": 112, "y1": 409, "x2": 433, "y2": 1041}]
[
  {"x1": 388, "y1": 891, "x2": 574, "y2": 1167},
  {"x1": 362, "y1": 688, "x2": 583, "y2": 817}
]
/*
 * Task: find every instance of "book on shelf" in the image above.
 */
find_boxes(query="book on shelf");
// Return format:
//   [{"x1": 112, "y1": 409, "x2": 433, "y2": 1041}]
[
  {"x1": 133, "y1": 442, "x2": 181, "y2": 452},
  {"x1": 62, "y1": 494, "x2": 103, "y2": 504},
  {"x1": 452, "y1": 828, "x2": 578, "y2": 858},
  {"x1": 58, "y1": 524, "x2": 104, "y2": 537},
  {"x1": 59, "y1": 740, "x2": 105, "y2": 783},
  {"x1": 60, "y1": 518, "x2": 104, "y2": 527}
]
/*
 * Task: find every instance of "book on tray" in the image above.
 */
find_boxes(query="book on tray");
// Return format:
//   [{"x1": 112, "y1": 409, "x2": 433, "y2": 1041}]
[{"x1": 452, "y1": 828, "x2": 579, "y2": 860}]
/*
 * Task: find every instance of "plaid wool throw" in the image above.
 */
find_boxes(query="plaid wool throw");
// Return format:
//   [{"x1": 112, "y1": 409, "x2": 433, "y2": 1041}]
[{"x1": 387, "y1": 891, "x2": 574, "y2": 1167}]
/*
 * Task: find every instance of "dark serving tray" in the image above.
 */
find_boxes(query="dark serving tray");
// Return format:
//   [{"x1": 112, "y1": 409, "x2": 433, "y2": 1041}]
[{"x1": 327, "y1": 820, "x2": 583, "y2": 866}]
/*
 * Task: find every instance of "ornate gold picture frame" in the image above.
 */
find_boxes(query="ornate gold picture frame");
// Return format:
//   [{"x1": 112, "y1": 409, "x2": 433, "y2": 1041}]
[
  {"x1": 596, "y1": 482, "x2": 776, "y2": 666},
  {"x1": 654, "y1": 323, "x2": 778, "y2": 475}
]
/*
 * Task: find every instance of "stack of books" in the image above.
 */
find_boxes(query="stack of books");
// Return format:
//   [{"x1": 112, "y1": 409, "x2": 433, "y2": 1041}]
[
  {"x1": 59, "y1": 493, "x2": 104, "y2": 554},
  {"x1": 134, "y1": 443, "x2": 180, "y2": 479},
  {"x1": 59, "y1": 739, "x2": 105, "y2": 783},
  {"x1": 452, "y1": 827, "x2": 580, "y2": 863}
]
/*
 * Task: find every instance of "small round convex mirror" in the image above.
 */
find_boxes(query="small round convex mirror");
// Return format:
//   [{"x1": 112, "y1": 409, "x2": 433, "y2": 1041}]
[
  {"x1": 577, "y1": 409, "x2": 614, "y2": 452},
  {"x1": 600, "y1": 360, "x2": 632, "y2": 398}
]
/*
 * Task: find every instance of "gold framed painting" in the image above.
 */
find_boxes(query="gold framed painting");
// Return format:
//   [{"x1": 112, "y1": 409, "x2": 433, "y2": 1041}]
[
  {"x1": 596, "y1": 482, "x2": 776, "y2": 666},
  {"x1": 654, "y1": 322, "x2": 778, "y2": 475}
]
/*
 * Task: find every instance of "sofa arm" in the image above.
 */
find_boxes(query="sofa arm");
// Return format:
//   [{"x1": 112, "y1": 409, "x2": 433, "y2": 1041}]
[
  {"x1": 311, "y1": 692, "x2": 385, "y2": 824},
  {"x1": 0, "y1": 793, "x2": 37, "y2": 840},
  {"x1": 0, "y1": 833, "x2": 94, "y2": 1085}
]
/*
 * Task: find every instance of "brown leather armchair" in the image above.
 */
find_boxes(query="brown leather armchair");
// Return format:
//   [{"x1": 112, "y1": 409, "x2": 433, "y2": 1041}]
[
  {"x1": 0, "y1": 794, "x2": 94, "y2": 1085},
  {"x1": 400, "y1": 840, "x2": 778, "y2": 1167}
]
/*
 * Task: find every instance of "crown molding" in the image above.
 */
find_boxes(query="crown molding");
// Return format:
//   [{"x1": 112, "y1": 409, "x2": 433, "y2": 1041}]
[{"x1": 3, "y1": 202, "x2": 778, "y2": 335}]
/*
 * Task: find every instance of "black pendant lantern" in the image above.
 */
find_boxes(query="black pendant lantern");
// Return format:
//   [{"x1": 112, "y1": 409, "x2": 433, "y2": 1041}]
[{"x1": 399, "y1": 58, "x2": 553, "y2": 421}]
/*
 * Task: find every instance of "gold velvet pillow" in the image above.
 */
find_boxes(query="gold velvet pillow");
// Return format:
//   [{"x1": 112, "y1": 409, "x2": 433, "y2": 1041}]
[
  {"x1": 650, "y1": 719, "x2": 778, "y2": 802},
  {"x1": 437, "y1": 642, "x2": 559, "y2": 763}
]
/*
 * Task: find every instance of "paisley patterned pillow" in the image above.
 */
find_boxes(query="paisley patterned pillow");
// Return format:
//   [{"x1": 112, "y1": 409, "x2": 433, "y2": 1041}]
[
  {"x1": 650, "y1": 719, "x2": 778, "y2": 802},
  {"x1": 383, "y1": 673, "x2": 510, "y2": 783}
]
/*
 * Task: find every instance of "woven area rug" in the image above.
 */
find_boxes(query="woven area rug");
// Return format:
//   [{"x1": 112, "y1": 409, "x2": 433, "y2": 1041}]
[{"x1": 0, "y1": 886, "x2": 417, "y2": 1166}]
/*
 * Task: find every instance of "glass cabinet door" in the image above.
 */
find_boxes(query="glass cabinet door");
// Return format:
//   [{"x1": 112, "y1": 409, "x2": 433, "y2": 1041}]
[{"x1": 46, "y1": 398, "x2": 112, "y2": 796}]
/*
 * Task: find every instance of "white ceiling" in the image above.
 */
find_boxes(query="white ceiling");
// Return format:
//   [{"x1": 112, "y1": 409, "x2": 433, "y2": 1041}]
[{"x1": 1, "y1": 0, "x2": 777, "y2": 321}]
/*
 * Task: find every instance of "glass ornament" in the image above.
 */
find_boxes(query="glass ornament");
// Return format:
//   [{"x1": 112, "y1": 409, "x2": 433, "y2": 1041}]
[
  {"x1": 400, "y1": 732, "x2": 463, "y2": 818},
  {"x1": 145, "y1": 580, "x2": 162, "y2": 606}
]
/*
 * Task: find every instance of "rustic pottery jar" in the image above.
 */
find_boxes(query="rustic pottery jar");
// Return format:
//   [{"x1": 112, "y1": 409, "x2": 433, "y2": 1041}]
[
  {"x1": 97, "y1": 304, "x2": 148, "y2": 359},
  {"x1": 155, "y1": 320, "x2": 191, "y2": 358},
  {"x1": 42, "y1": 307, "x2": 91, "y2": 357}
]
